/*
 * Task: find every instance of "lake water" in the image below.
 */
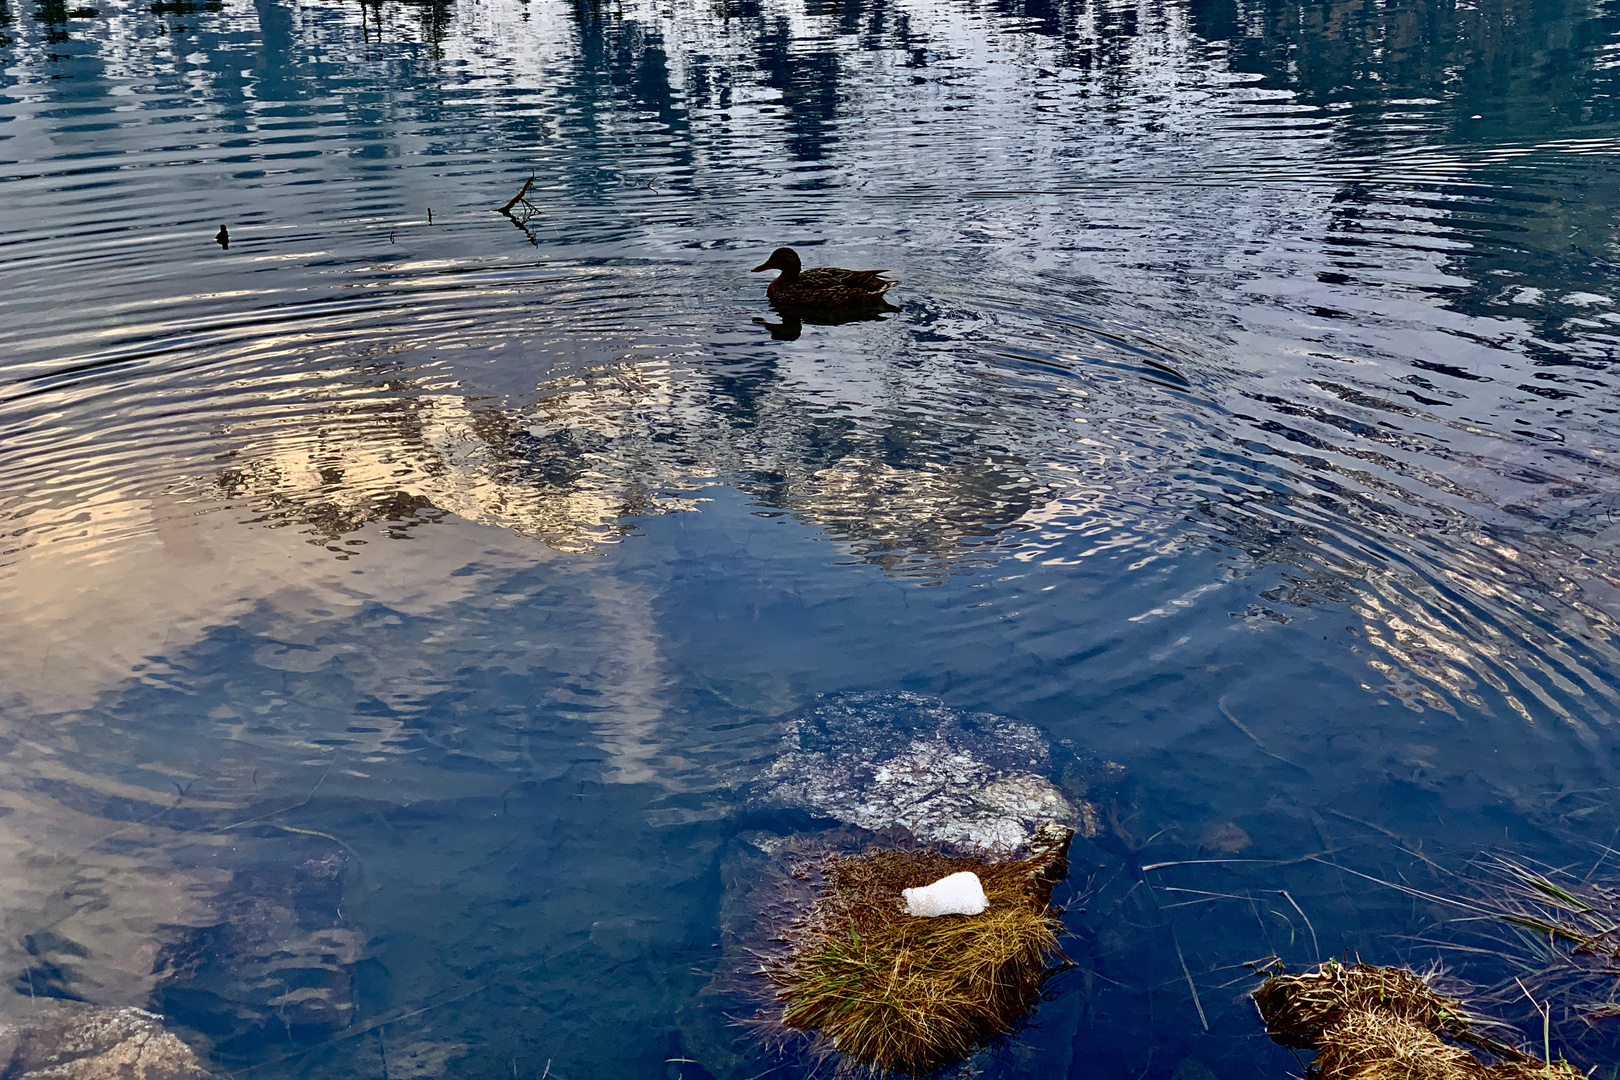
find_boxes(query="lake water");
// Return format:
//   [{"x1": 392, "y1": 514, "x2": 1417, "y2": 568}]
[{"x1": 4, "y1": 0, "x2": 1620, "y2": 1076}]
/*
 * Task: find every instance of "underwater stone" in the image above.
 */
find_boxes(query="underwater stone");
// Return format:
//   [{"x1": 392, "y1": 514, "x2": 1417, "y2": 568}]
[
  {"x1": 752, "y1": 691, "x2": 1083, "y2": 854},
  {"x1": 901, "y1": 871, "x2": 987, "y2": 917},
  {"x1": 0, "y1": 1003, "x2": 214, "y2": 1080},
  {"x1": 151, "y1": 856, "x2": 359, "y2": 1040}
]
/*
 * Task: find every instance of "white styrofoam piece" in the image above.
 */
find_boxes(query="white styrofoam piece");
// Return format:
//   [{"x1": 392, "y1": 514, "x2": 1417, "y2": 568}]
[{"x1": 901, "y1": 871, "x2": 988, "y2": 917}]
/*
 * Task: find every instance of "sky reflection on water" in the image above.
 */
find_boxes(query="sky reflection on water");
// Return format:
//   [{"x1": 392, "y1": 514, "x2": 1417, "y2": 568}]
[{"x1": 4, "y1": 0, "x2": 1620, "y2": 1077}]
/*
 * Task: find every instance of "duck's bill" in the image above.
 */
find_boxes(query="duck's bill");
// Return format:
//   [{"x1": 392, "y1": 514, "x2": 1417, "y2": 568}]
[{"x1": 751, "y1": 262, "x2": 770, "y2": 272}]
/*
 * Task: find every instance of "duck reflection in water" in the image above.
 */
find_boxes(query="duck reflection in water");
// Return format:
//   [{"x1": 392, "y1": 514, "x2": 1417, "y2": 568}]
[
  {"x1": 752, "y1": 302, "x2": 900, "y2": 340},
  {"x1": 750, "y1": 246, "x2": 900, "y2": 339}
]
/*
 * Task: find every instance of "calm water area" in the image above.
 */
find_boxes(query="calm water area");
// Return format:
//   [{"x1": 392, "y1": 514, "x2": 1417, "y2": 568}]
[{"x1": 4, "y1": 0, "x2": 1620, "y2": 1076}]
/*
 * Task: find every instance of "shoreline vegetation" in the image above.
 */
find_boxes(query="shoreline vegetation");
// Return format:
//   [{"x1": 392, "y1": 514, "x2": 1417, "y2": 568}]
[
  {"x1": 760, "y1": 823, "x2": 1075, "y2": 1075},
  {"x1": 1254, "y1": 960, "x2": 1581, "y2": 1080},
  {"x1": 754, "y1": 824, "x2": 1620, "y2": 1078},
  {"x1": 1447, "y1": 858, "x2": 1620, "y2": 1024}
]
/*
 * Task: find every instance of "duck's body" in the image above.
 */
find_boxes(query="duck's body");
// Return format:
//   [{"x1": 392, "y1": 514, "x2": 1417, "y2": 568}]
[{"x1": 752, "y1": 247, "x2": 898, "y2": 308}]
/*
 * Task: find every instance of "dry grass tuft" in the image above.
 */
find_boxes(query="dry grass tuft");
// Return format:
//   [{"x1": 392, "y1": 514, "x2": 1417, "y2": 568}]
[
  {"x1": 1254, "y1": 961, "x2": 1474, "y2": 1049},
  {"x1": 1314, "y1": 1009, "x2": 1487, "y2": 1080},
  {"x1": 761, "y1": 827, "x2": 1071, "y2": 1075},
  {"x1": 1254, "y1": 961, "x2": 1582, "y2": 1080}
]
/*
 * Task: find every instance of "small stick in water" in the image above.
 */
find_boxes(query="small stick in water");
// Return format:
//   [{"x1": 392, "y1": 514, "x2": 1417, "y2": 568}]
[
  {"x1": 497, "y1": 174, "x2": 537, "y2": 215},
  {"x1": 495, "y1": 174, "x2": 542, "y2": 244}
]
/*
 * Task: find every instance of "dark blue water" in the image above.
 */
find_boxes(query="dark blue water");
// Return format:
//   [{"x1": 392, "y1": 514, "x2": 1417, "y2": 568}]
[{"x1": 4, "y1": 0, "x2": 1620, "y2": 1076}]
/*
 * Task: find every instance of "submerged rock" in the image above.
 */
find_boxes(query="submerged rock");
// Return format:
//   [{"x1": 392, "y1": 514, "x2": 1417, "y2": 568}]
[
  {"x1": 151, "y1": 849, "x2": 359, "y2": 1044},
  {"x1": 0, "y1": 1003, "x2": 214, "y2": 1080},
  {"x1": 685, "y1": 696, "x2": 1100, "y2": 1076},
  {"x1": 752, "y1": 691, "x2": 1091, "y2": 853},
  {"x1": 383, "y1": 1037, "x2": 468, "y2": 1080},
  {"x1": 0, "y1": 773, "x2": 358, "y2": 1052}
]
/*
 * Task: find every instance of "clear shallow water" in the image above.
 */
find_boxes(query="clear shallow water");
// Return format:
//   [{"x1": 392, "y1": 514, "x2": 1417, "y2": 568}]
[{"x1": 4, "y1": 0, "x2": 1620, "y2": 1076}]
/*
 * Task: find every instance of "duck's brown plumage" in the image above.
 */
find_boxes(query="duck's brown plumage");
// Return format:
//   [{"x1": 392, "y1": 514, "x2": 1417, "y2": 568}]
[{"x1": 752, "y1": 247, "x2": 898, "y2": 308}]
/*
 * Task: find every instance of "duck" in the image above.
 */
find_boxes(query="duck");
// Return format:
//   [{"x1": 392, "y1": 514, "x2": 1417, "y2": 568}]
[{"x1": 751, "y1": 247, "x2": 898, "y2": 308}]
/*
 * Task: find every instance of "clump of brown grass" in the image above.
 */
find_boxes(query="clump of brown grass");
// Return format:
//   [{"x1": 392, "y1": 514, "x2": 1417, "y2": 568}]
[
  {"x1": 1254, "y1": 962, "x2": 1475, "y2": 1049},
  {"x1": 1254, "y1": 961, "x2": 1583, "y2": 1080},
  {"x1": 761, "y1": 825, "x2": 1072, "y2": 1075},
  {"x1": 1315, "y1": 1008, "x2": 1487, "y2": 1080}
]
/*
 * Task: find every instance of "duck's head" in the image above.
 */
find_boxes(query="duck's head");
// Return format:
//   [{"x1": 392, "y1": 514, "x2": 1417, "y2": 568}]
[{"x1": 751, "y1": 247, "x2": 801, "y2": 275}]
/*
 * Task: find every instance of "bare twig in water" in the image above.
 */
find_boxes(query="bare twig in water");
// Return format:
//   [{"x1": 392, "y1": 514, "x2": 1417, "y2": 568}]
[
  {"x1": 1218, "y1": 696, "x2": 1307, "y2": 772},
  {"x1": 1322, "y1": 807, "x2": 1402, "y2": 841},
  {"x1": 494, "y1": 174, "x2": 541, "y2": 244},
  {"x1": 1516, "y1": 978, "x2": 1552, "y2": 1065},
  {"x1": 1583, "y1": 829, "x2": 1620, "y2": 883},
  {"x1": 214, "y1": 761, "x2": 334, "y2": 835},
  {"x1": 497, "y1": 173, "x2": 538, "y2": 215},
  {"x1": 195, "y1": 762, "x2": 365, "y2": 871},
  {"x1": 235, "y1": 981, "x2": 490, "y2": 1074},
  {"x1": 253, "y1": 821, "x2": 366, "y2": 871},
  {"x1": 1142, "y1": 850, "x2": 1338, "y2": 873}
]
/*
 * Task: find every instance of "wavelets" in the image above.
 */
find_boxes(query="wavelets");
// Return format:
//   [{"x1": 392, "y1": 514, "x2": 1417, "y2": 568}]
[
  {"x1": 0, "y1": 257, "x2": 743, "y2": 573},
  {"x1": 1154, "y1": 376, "x2": 1620, "y2": 728},
  {"x1": 10, "y1": 5, "x2": 1620, "y2": 1079},
  {"x1": 2, "y1": 291, "x2": 418, "y2": 402},
  {"x1": 933, "y1": 247, "x2": 1620, "y2": 730},
  {"x1": 2, "y1": 0, "x2": 1618, "y2": 740}
]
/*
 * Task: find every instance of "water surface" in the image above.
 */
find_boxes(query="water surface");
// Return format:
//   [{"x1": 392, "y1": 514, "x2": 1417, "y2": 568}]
[{"x1": 4, "y1": 0, "x2": 1620, "y2": 1076}]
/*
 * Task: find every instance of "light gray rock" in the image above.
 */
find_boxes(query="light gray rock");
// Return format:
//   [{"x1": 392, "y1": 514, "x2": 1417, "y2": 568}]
[
  {"x1": 0, "y1": 1003, "x2": 213, "y2": 1080},
  {"x1": 752, "y1": 692, "x2": 1090, "y2": 854}
]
